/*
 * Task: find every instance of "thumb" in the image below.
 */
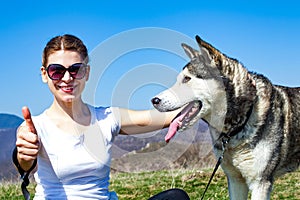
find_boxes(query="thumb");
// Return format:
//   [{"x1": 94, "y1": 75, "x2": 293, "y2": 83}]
[{"x1": 22, "y1": 106, "x2": 37, "y2": 134}]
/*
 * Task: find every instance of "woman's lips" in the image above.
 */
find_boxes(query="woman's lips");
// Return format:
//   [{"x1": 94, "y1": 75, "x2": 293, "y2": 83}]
[{"x1": 58, "y1": 85, "x2": 75, "y2": 93}]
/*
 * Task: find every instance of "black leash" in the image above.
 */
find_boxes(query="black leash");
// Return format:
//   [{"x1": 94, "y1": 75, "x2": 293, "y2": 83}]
[
  {"x1": 200, "y1": 153, "x2": 223, "y2": 200},
  {"x1": 12, "y1": 146, "x2": 37, "y2": 200},
  {"x1": 200, "y1": 135, "x2": 229, "y2": 200}
]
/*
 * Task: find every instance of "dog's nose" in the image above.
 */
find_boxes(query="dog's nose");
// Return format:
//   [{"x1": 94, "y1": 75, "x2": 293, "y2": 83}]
[{"x1": 151, "y1": 97, "x2": 161, "y2": 105}]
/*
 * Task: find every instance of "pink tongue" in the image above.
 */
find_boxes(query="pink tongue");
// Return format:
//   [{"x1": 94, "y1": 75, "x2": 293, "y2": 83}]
[
  {"x1": 165, "y1": 117, "x2": 181, "y2": 143},
  {"x1": 165, "y1": 103, "x2": 196, "y2": 143}
]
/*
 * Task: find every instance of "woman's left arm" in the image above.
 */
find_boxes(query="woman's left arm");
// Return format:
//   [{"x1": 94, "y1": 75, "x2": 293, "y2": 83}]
[{"x1": 119, "y1": 108, "x2": 179, "y2": 135}]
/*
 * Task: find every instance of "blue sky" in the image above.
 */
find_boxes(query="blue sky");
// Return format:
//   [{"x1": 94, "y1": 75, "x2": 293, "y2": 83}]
[{"x1": 1, "y1": 0, "x2": 300, "y2": 117}]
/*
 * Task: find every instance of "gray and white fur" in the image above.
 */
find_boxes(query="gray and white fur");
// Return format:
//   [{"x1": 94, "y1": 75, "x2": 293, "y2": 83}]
[{"x1": 152, "y1": 36, "x2": 300, "y2": 200}]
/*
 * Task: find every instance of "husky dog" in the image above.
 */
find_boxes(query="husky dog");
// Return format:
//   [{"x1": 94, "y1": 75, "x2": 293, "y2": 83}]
[{"x1": 152, "y1": 36, "x2": 300, "y2": 200}]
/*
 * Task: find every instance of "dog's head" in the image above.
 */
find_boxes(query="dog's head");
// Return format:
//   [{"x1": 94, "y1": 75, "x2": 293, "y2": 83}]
[{"x1": 152, "y1": 36, "x2": 236, "y2": 142}]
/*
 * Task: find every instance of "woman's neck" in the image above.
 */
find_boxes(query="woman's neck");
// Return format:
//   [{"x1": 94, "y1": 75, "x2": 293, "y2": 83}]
[{"x1": 48, "y1": 98, "x2": 91, "y2": 126}]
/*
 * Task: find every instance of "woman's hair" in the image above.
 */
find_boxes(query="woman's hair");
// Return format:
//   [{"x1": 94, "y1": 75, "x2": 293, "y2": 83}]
[{"x1": 42, "y1": 34, "x2": 89, "y2": 67}]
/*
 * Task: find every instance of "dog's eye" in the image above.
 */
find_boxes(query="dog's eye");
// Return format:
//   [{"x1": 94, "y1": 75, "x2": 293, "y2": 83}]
[{"x1": 182, "y1": 76, "x2": 191, "y2": 83}]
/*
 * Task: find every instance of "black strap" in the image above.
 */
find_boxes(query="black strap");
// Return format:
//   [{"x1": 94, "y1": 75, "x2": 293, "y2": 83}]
[
  {"x1": 200, "y1": 155, "x2": 223, "y2": 200},
  {"x1": 200, "y1": 134, "x2": 230, "y2": 200},
  {"x1": 12, "y1": 146, "x2": 37, "y2": 200}
]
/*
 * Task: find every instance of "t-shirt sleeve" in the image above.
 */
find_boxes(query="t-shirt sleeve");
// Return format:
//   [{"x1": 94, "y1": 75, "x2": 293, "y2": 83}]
[
  {"x1": 109, "y1": 107, "x2": 121, "y2": 137},
  {"x1": 94, "y1": 106, "x2": 121, "y2": 140}
]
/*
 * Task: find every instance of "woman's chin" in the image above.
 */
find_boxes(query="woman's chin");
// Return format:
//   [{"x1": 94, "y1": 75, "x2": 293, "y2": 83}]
[{"x1": 58, "y1": 95, "x2": 76, "y2": 103}]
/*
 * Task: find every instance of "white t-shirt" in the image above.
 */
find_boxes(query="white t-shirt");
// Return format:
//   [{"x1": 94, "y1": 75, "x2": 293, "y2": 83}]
[{"x1": 31, "y1": 105, "x2": 120, "y2": 200}]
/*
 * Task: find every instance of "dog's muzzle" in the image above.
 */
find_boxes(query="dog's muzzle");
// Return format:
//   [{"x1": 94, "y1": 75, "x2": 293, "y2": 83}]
[{"x1": 152, "y1": 96, "x2": 202, "y2": 142}]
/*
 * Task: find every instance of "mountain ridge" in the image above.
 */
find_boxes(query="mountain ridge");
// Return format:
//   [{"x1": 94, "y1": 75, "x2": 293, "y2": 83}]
[
  {"x1": 0, "y1": 113, "x2": 23, "y2": 181},
  {"x1": 0, "y1": 113, "x2": 23, "y2": 129}
]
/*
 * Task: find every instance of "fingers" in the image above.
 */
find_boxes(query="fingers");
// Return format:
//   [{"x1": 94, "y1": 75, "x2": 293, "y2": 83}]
[
  {"x1": 17, "y1": 127, "x2": 39, "y2": 146},
  {"x1": 16, "y1": 145, "x2": 39, "y2": 161},
  {"x1": 22, "y1": 106, "x2": 37, "y2": 134},
  {"x1": 16, "y1": 130, "x2": 39, "y2": 162}
]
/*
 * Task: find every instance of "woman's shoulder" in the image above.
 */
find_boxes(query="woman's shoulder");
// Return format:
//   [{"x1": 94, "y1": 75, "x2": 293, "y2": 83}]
[{"x1": 88, "y1": 105, "x2": 121, "y2": 134}]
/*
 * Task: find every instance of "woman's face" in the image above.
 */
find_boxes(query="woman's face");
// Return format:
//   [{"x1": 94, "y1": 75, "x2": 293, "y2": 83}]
[{"x1": 41, "y1": 50, "x2": 90, "y2": 104}]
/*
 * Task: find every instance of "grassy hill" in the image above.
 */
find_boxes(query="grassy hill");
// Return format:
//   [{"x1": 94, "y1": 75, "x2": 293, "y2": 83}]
[{"x1": 1, "y1": 169, "x2": 299, "y2": 199}]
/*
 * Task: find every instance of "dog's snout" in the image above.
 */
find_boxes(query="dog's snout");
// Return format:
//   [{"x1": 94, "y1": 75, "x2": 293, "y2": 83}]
[{"x1": 151, "y1": 97, "x2": 161, "y2": 105}]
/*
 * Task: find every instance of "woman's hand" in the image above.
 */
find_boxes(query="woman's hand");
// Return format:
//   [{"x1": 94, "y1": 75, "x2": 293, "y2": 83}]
[{"x1": 15, "y1": 106, "x2": 39, "y2": 171}]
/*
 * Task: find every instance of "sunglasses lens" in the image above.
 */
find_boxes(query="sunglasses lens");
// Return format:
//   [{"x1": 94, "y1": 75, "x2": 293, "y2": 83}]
[
  {"x1": 69, "y1": 63, "x2": 87, "y2": 79},
  {"x1": 47, "y1": 64, "x2": 66, "y2": 80}
]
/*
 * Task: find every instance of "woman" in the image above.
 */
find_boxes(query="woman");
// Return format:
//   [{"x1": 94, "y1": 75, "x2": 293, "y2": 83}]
[{"x1": 14, "y1": 34, "x2": 190, "y2": 200}]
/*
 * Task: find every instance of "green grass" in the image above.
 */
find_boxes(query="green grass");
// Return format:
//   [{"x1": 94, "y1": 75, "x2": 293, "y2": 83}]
[
  {"x1": 0, "y1": 182, "x2": 35, "y2": 200},
  {"x1": 1, "y1": 169, "x2": 299, "y2": 199},
  {"x1": 110, "y1": 169, "x2": 300, "y2": 200},
  {"x1": 110, "y1": 169, "x2": 229, "y2": 200}
]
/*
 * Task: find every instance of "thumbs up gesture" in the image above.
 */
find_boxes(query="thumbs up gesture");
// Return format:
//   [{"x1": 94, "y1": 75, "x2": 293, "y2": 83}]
[{"x1": 16, "y1": 106, "x2": 39, "y2": 171}]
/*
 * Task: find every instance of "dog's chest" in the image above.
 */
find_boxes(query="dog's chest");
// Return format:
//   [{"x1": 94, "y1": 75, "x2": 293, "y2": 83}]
[{"x1": 218, "y1": 138, "x2": 274, "y2": 181}]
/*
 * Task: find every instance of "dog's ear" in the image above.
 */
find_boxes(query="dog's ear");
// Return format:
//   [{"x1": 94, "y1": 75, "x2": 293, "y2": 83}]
[
  {"x1": 195, "y1": 35, "x2": 213, "y2": 64},
  {"x1": 196, "y1": 35, "x2": 223, "y2": 67},
  {"x1": 181, "y1": 43, "x2": 199, "y2": 59}
]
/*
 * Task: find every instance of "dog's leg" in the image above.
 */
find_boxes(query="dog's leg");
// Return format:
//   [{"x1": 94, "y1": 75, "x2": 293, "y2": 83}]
[
  {"x1": 249, "y1": 180, "x2": 272, "y2": 200},
  {"x1": 227, "y1": 176, "x2": 249, "y2": 200}
]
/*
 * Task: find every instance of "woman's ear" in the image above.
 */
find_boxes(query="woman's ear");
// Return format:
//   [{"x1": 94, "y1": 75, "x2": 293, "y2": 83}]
[{"x1": 41, "y1": 66, "x2": 48, "y2": 83}]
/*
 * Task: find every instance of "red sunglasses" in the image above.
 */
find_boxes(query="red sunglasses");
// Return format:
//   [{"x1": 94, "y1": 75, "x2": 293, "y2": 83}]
[{"x1": 46, "y1": 63, "x2": 88, "y2": 80}]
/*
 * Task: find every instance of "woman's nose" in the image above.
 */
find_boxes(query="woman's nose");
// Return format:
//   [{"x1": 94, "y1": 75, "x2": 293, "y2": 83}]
[{"x1": 61, "y1": 70, "x2": 73, "y2": 82}]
